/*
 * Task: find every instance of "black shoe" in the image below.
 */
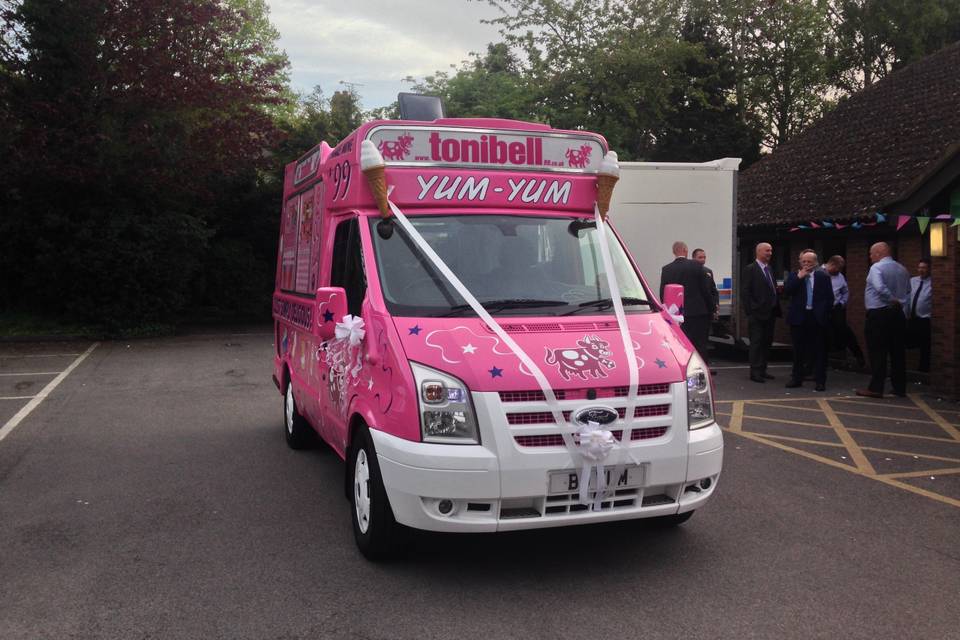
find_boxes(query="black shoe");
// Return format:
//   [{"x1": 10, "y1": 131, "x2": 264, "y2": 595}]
[
  {"x1": 785, "y1": 380, "x2": 802, "y2": 388},
  {"x1": 762, "y1": 373, "x2": 775, "y2": 380},
  {"x1": 750, "y1": 375, "x2": 766, "y2": 383},
  {"x1": 815, "y1": 384, "x2": 826, "y2": 392}
]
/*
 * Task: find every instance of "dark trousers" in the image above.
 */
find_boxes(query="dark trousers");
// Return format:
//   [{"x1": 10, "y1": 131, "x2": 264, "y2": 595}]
[
  {"x1": 865, "y1": 307, "x2": 907, "y2": 395},
  {"x1": 682, "y1": 314, "x2": 711, "y2": 364},
  {"x1": 829, "y1": 304, "x2": 865, "y2": 363},
  {"x1": 790, "y1": 312, "x2": 827, "y2": 385},
  {"x1": 908, "y1": 317, "x2": 931, "y2": 372},
  {"x1": 747, "y1": 315, "x2": 775, "y2": 376}
]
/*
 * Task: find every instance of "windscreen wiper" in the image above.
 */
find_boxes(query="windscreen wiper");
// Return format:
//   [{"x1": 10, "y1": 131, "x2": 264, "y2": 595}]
[
  {"x1": 562, "y1": 297, "x2": 652, "y2": 315},
  {"x1": 440, "y1": 299, "x2": 568, "y2": 317}
]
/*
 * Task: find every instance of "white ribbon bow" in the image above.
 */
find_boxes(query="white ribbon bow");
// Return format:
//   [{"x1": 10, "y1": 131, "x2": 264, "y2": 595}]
[
  {"x1": 334, "y1": 314, "x2": 366, "y2": 346},
  {"x1": 577, "y1": 421, "x2": 616, "y2": 510}
]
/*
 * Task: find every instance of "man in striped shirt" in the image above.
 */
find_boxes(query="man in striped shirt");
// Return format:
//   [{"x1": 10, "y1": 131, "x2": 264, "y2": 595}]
[{"x1": 856, "y1": 242, "x2": 910, "y2": 399}]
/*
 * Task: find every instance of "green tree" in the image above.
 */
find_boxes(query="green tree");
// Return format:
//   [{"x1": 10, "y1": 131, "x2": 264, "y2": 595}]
[
  {"x1": 405, "y1": 43, "x2": 535, "y2": 120},
  {"x1": 649, "y1": 6, "x2": 762, "y2": 164},
  {"x1": 0, "y1": 0, "x2": 287, "y2": 331},
  {"x1": 827, "y1": 0, "x2": 960, "y2": 92}
]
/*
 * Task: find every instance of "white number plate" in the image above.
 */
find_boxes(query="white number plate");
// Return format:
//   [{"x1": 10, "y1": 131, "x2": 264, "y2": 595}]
[{"x1": 548, "y1": 465, "x2": 645, "y2": 494}]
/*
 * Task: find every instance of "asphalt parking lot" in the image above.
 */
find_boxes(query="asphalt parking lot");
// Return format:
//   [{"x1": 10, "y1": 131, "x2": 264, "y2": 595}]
[{"x1": 1, "y1": 332, "x2": 958, "y2": 639}]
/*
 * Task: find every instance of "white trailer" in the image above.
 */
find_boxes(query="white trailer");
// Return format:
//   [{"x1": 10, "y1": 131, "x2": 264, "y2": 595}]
[{"x1": 608, "y1": 159, "x2": 740, "y2": 327}]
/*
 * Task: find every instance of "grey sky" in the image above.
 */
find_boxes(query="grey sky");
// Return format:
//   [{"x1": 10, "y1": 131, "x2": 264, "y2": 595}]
[{"x1": 265, "y1": 0, "x2": 505, "y2": 109}]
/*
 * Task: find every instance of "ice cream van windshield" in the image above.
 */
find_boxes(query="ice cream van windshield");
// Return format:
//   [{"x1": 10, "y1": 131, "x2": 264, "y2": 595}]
[{"x1": 370, "y1": 215, "x2": 651, "y2": 317}]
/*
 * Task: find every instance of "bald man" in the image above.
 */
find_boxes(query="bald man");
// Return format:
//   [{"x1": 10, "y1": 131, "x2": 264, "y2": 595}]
[
  {"x1": 857, "y1": 242, "x2": 910, "y2": 398},
  {"x1": 660, "y1": 241, "x2": 715, "y2": 364},
  {"x1": 740, "y1": 242, "x2": 781, "y2": 383}
]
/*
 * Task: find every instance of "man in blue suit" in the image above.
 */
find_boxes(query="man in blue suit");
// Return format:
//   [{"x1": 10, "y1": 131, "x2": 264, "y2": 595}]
[{"x1": 784, "y1": 249, "x2": 834, "y2": 391}]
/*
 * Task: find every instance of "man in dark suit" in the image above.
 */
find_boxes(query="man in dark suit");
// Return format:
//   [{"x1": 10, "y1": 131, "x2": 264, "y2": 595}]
[
  {"x1": 783, "y1": 249, "x2": 834, "y2": 391},
  {"x1": 740, "y1": 242, "x2": 781, "y2": 383},
  {"x1": 660, "y1": 241, "x2": 715, "y2": 364}
]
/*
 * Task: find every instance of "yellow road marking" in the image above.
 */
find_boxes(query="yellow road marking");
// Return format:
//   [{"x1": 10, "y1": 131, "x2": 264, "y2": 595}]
[
  {"x1": 725, "y1": 429, "x2": 960, "y2": 509},
  {"x1": 829, "y1": 398, "x2": 924, "y2": 411},
  {"x1": 861, "y1": 447, "x2": 960, "y2": 464},
  {"x1": 847, "y1": 427, "x2": 960, "y2": 444},
  {"x1": 725, "y1": 429, "x2": 862, "y2": 474},
  {"x1": 872, "y1": 477, "x2": 960, "y2": 509},
  {"x1": 751, "y1": 433, "x2": 846, "y2": 448},
  {"x1": 747, "y1": 401, "x2": 824, "y2": 413},
  {"x1": 732, "y1": 413, "x2": 834, "y2": 431},
  {"x1": 831, "y1": 410, "x2": 939, "y2": 425},
  {"x1": 728, "y1": 401, "x2": 743, "y2": 433},
  {"x1": 879, "y1": 467, "x2": 960, "y2": 479},
  {"x1": 818, "y1": 399, "x2": 875, "y2": 474},
  {"x1": 909, "y1": 394, "x2": 960, "y2": 441}
]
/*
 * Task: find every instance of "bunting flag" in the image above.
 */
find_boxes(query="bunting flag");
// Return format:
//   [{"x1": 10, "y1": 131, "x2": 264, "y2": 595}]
[{"x1": 785, "y1": 210, "x2": 959, "y2": 232}]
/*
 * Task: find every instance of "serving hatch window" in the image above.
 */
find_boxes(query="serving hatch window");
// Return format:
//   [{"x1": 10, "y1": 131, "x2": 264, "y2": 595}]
[{"x1": 369, "y1": 214, "x2": 650, "y2": 317}]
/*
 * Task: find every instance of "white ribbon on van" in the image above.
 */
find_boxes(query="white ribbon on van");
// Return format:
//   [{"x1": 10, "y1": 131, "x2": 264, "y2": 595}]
[
  {"x1": 577, "y1": 422, "x2": 616, "y2": 510},
  {"x1": 387, "y1": 199, "x2": 642, "y2": 511}
]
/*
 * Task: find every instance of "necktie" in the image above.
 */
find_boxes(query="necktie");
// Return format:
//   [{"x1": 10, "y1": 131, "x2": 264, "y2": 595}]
[
  {"x1": 762, "y1": 264, "x2": 775, "y2": 292},
  {"x1": 911, "y1": 280, "x2": 923, "y2": 319},
  {"x1": 806, "y1": 275, "x2": 813, "y2": 309}
]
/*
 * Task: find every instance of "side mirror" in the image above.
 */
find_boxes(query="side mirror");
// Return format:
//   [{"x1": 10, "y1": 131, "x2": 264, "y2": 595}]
[
  {"x1": 662, "y1": 284, "x2": 685, "y2": 324},
  {"x1": 315, "y1": 287, "x2": 348, "y2": 340}
]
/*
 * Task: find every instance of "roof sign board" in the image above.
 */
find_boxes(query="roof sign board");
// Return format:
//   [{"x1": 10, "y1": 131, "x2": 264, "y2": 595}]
[{"x1": 366, "y1": 126, "x2": 606, "y2": 173}]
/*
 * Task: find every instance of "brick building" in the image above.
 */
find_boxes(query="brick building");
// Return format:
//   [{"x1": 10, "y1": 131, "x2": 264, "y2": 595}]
[{"x1": 736, "y1": 42, "x2": 960, "y2": 399}]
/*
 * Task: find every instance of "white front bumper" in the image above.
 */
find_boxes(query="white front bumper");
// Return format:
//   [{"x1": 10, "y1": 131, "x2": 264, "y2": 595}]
[{"x1": 371, "y1": 383, "x2": 723, "y2": 532}]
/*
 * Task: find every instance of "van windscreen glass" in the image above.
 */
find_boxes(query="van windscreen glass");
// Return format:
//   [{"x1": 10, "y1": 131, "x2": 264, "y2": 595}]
[{"x1": 369, "y1": 215, "x2": 650, "y2": 317}]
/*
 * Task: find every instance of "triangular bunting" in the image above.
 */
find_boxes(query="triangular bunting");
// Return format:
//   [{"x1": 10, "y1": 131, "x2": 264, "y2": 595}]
[
  {"x1": 875, "y1": 213, "x2": 886, "y2": 223},
  {"x1": 917, "y1": 216, "x2": 930, "y2": 234},
  {"x1": 834, "y1": 223, "x2": 846, "y2": 229},
  {"x1": 951, "y1": 218, "x2": 960, "y2": 227},
  {"x1": 896, "y1": 215, "x2": 911, "y2": 231}
]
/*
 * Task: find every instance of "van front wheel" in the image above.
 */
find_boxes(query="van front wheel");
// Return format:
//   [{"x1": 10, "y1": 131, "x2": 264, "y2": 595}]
[
  {"x1": 284, "y1": 383, "x2": 315, "y2": 449},
  {"x1": 350, "y1": 428, "x2": 400, "y2": 560}
]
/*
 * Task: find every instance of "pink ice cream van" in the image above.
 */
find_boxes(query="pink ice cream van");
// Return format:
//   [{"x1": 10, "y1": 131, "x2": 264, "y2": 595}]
[{"x1": 272, "y1": 117, "x2": 722, "y2": 559}]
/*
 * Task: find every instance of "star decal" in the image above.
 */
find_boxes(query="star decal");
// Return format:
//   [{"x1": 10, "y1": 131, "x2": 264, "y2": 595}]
[
  {"x1": 322, "y1": 309, "x2": 335, "y2": 323},
  {"x1": 488, "y1": 366, "x2": 503, "y2": 378},
  {"x1": 408, "y1": 325, "x2": 422, "y2": 336},
  {"x1": 654, "y1": 358, "x2": 667, "y2": 369},
  {"x1": 462, "y1": 344, "x2": 477, "y2": 354}
]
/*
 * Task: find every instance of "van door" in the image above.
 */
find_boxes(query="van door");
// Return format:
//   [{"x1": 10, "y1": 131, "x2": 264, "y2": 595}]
[{"x1": 319, "y1": 216, "x2": 367, "y2": 454}]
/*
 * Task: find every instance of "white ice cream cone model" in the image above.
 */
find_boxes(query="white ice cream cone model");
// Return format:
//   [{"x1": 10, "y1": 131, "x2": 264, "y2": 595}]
[
  {"x1": 596, "y1": 150, "x2": 620, "y2": 220},
  {"x1": 361, "y1": 140, "x2": 391, "y2": 218}
]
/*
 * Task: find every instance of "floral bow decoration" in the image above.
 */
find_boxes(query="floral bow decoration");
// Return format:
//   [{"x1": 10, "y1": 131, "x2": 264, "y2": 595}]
[
  {"x1": 334, "y1": 314, "x2": 366, "y2": 346},
  {"x1": 576, "y1": 421, "x2": 616, "y2": 509}
]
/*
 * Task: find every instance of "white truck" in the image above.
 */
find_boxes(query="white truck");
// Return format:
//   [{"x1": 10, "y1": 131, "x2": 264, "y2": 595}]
[{"x1": 608, "y1": 158, "x2": 741, "y2": 342}]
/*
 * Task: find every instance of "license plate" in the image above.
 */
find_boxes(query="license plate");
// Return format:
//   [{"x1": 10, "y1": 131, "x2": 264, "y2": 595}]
[{"x1": 548, "y1": 465, "x2": 645, "y2": 494}]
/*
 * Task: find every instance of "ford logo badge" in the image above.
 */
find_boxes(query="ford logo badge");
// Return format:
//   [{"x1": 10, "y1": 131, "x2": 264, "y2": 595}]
[{"x1": 574, "y1": 406, "x2": 618, "y2": 426}]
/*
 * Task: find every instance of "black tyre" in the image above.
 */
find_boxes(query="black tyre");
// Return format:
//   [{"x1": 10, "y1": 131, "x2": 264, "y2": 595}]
[
  {"x1": 283, "y1": 382, "x2": 315, "y2": 450},
  {"x1": 349, "y1": 428, "x2": 401, "y2": 560}
]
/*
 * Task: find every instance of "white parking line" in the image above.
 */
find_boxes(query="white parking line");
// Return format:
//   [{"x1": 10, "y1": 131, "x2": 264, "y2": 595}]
[
  {"x1": 0, "y1": 353, "x2": 82, "y2": 358},
  {"x1": 0, "y1": 343, "x2": 99, "y2": 443},
  {"x1": 0, "y1": 372, "x2": 60, "y2": 376}
]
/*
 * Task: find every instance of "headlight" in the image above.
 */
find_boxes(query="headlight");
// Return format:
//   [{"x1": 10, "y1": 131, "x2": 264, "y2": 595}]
[
  {"x1": 410, "y1": 362, "x2": 479, "y2": 444},
  {"x1": 686, "y1": 352, "x2": 714, "y2": 430}
]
